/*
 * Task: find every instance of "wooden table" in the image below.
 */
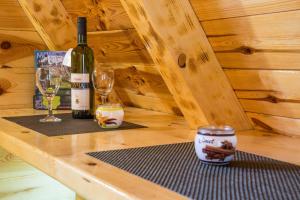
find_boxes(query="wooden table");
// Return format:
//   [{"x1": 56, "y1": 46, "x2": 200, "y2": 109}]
[{"x1": 0, "y1": 107, "x2": 299, "y2": 200}]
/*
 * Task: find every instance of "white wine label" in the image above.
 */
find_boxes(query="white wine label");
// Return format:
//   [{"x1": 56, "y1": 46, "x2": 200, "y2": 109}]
[
  {"x1": 71, "y1": 88, "x2": 90, "y2": 110},
  {"x1": 71, "y1": 73, "x2": 89, "y2": 83}
]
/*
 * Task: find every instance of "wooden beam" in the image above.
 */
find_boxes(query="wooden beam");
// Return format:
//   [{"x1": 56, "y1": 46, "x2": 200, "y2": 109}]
[
  {"x1": 17, "y1": 0, "x2": 76, "y2": 50},
  {"x1": 120, "y1": 0, "x2": 252, "y2": 130}
]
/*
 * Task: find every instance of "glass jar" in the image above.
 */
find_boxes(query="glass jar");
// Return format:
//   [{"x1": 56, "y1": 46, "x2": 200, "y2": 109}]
[
  {"x1": 194, "y1": 125, "x2": 237, "y2": 165},
  {"x1": 95, "y1": 103, "x2": 124, "y2": 128}
]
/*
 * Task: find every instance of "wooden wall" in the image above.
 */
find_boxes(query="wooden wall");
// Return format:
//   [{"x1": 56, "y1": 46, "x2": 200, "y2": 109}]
[
  {"x1": 196, "y1": 1, "x2": 300, "y2": 137},
  {"x1": 60, "y1": 0, "x2": 300, "y2": 136},
  {"x1": 0, "y1": 0, "x2": 46, "y2": 109}
]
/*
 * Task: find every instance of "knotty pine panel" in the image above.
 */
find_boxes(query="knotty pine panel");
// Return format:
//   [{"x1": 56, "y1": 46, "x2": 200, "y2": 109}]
[
  {"x1": 61, "y1": 0, "x2": 133, "y2": 31},
  {"x1": 0, "y1": 30, "x2": 46, "y2": 109},
  {"x1": 0, "y1": 0, "x2": 34, "y2": 30},
  {"x1": 101, "y1": 65, "x2": 181, "y2": 115},
  {"x1": 88, "y1": 30, "x2": 153, "y2": 64},
  {"x1": 226, "y1": 69, "x2": 300, "y2": 121},
  {"x1": 191, "y1": 0, "x2": 300, "y2": 21},
  {"x1": 246, "y1": 112, "x2": 300, "y2": 137},
  {"x1": 61, "y1": 0, "x2": 300, "y2": 30},
  {"x1": 203, "y1": 10, "x2": 300, "y2": 69}
]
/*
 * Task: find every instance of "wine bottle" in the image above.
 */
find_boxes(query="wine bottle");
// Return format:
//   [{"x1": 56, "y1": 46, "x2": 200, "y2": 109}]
[{"x1": 71, "y1": 17, "x2": 94, "y2": 119}]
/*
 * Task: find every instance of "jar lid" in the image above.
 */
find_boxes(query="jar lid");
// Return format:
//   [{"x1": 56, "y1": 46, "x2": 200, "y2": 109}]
[
  {"x1": 97, "y1": 103, "x2": 123, "y2": 111},
  {"x1": 197, "y1": 125, "x2": 235, "y2": 136}
]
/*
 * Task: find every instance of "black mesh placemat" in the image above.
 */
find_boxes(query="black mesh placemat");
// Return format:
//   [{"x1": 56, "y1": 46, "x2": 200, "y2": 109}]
[
  {"x1": 3, "y1": 113, "x2": 146, "y2": 136},
  {"x1": 87, "y1": 142, "x2": 300, "y2": 200}
]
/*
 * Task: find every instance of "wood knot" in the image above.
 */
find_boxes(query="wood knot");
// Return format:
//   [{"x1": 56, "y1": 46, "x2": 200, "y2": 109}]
[
  {"x1": 178, "y1": 53, "x2": 186, "y2": 68},
  {"x1": 251, "y1": 118, "x2": 273, "y2": 131},
  {"x1": 239, "y1": 46, "x2": 255, "y2": 55},
  {"x1": 1, "y1": 41, "x2": 11, "y2": 49},
  {"x1": 266, "y1": 95, "x2": 278, "y2": 103},
  {"x1": 87, "y1": 162, "x2": 97, "y2": 166},
  {"x1": 33, "y1": 2, "x2": 41, "y2": 12},
  {"x1": 21, "y1": 130, "x2": 30, "y2": 134},
  {"x1": 50, "y1": 6, "x2": 58, "y2": 17},
  {"x1": 130, "y1": 66, "x2": 137, "y2": 71},
  {"x1": 1, "y1": 65, "x2": 12, "y2": 69},
  {"x1": 100, "y1": 49, "x2": 106, "y2": 56}
]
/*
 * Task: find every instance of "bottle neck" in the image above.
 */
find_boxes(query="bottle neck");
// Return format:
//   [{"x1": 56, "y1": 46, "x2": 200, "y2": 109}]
[
  {"x1": 78, "y1": 34, "x2": 87, "y2": 45},
  {"x1": 77, "y1": 17, "x2": 87, "y2": 45}
]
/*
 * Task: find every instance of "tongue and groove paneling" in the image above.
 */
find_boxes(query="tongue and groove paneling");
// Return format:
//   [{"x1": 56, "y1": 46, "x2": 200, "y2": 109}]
[
  {"x1": 0, "y1": 0, "x2": 46, "y2": 110},
  {"x1": 59, "y1": 0, "x2": 300, "y2": 134}
]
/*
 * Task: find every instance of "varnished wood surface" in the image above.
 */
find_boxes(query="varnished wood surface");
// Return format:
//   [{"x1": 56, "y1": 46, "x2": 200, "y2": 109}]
[
  {"x1": 18, "y1": 0, "x2": 77, "y2": 50},
  {"x1": 0, "y1": 148, "x2": 75, "y2": 199},
  {"x1": 0, "y1": 107, "x2": 299, "y2": 200},
  {"x1": 120, "y1": 0, "x2": 251, "y2": 130}
]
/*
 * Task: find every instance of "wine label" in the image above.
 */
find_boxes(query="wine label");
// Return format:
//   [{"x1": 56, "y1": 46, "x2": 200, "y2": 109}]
[
  {"x1": 71, "y1": 73, "x2": 89, "y2": 83},
  {"x1": 71, "y1": 88, "x2": 90, "y2": 110},
  {"x1": 71, "y1": 73, "x2": 90, "y2": 110}
]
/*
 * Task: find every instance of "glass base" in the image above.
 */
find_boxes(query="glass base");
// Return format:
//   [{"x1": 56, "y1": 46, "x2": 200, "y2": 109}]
[{"x1": 39, "y1": 115, "x2": 62, "y2": 123}]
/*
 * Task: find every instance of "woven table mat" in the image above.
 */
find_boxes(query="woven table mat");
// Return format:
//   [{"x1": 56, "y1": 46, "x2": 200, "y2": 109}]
[
  {"x1": 3, "y1": 113, "x2": 146, "y2": 136},
  {"x1": 87, "y1": 142, "x2": 300, "y2": 200}
]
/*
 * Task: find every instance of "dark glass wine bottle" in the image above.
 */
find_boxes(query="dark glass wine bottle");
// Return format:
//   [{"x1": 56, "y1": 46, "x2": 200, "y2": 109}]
[{"x1": 71, "y1": 17, "x2": 94, "y2": 119}]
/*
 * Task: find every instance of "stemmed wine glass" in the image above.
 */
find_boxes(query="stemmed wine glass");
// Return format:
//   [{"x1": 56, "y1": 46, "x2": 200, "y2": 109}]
[
  {"x1": 36, "y1": 66, "x2": 62, "y2": 122},
  {"x1": 92, "y1": 68, "x2": 114, "y2": 104}
]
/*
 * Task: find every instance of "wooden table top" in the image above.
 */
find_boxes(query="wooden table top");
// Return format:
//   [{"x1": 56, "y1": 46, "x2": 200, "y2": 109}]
[{"x1": 0, "y1": 107, "x2": 299, "y2": 200}]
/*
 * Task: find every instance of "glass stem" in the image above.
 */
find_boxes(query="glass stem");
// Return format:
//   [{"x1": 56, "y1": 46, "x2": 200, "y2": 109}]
[
  {"x1": 101, "y1": 95, "x2": 107, "y2": 105},
  {"x1": 48, "y1": 98, "x2": 53, "y2": 116}
]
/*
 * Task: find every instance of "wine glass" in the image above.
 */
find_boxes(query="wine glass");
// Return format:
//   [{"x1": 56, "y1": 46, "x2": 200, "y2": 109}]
[
  {"x1": 36, "y1": 66, "x2": 62, "y2": 122},
  {"x1": 92, "y1": 68, "x2": 114, "y2": 104}
]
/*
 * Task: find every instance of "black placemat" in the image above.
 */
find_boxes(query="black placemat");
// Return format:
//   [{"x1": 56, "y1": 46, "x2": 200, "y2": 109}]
[
  {"x1": 3, "y1": 113, "x2": 146, "y2": 136},
  {"x1": 87, "y1": 142, "x2": 300, "y2": 200}
]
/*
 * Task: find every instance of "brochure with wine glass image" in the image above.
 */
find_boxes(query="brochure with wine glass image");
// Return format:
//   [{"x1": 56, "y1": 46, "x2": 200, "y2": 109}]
[{"x1": 33, "y1": 50, "x2": 71, "y2": 110}]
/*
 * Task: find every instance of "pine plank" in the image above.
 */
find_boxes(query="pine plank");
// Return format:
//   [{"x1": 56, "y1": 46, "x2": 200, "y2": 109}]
[
  {"x1": 217, "y1": 52, "x2": 300, "y2": 69},
  {"x1": 120, "y1": 0, "x2": 251, "y2": 130},
  {"x1": 89, "y1": 30, "x2": 152, "y2": 64},
  {"x1": 191, "y1": 0, "x2": 300, "y2": 21},
  {"x1": 0, "y1": 57, "x2": 35, "y2": 110},
  {"x1": 225, "y1": 69, "x2": 300, "y2": 91},
  {"x1": 60, "y1": 0, "x2": 101, "y2": 31},
  {"x1": 240, "y1": 99, "x2": 300, "y2": 118},
  {"x1": 0, "y1": 30, "x2": 46, "y2": 65},
  {"x1": 226, "y1": 69, "x2": 300, "y2": 118},
  {"x1": 0, "y1": 0, "x2": 34, "y2": 31},
  {"x1": 61, "y1": 0, "x2": 300, "y2": 30},
  {"x1": 97, "y1": 64, "x2": 179, "y2": 114},
  {"x1": 61, "y1": 0, "x2": 133, "y2": 31},
  {"x1": 115, "y1": 88, "x2": 181, "y2": 115},
  {"x1": 247, "y1": 112, "x2": 300, "y2": 137},
  {"x1": 203, "y1": 10, "x2": 300, "y2": 37},
  {"x1": 203, "y1": 10, "x2": 300, "y2": 69}
]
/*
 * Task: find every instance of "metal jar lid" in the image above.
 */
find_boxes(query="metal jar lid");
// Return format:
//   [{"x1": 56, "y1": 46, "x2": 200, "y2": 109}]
[{"x1": 197, "y1": 125, "x2": 235, "y2": 136}]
